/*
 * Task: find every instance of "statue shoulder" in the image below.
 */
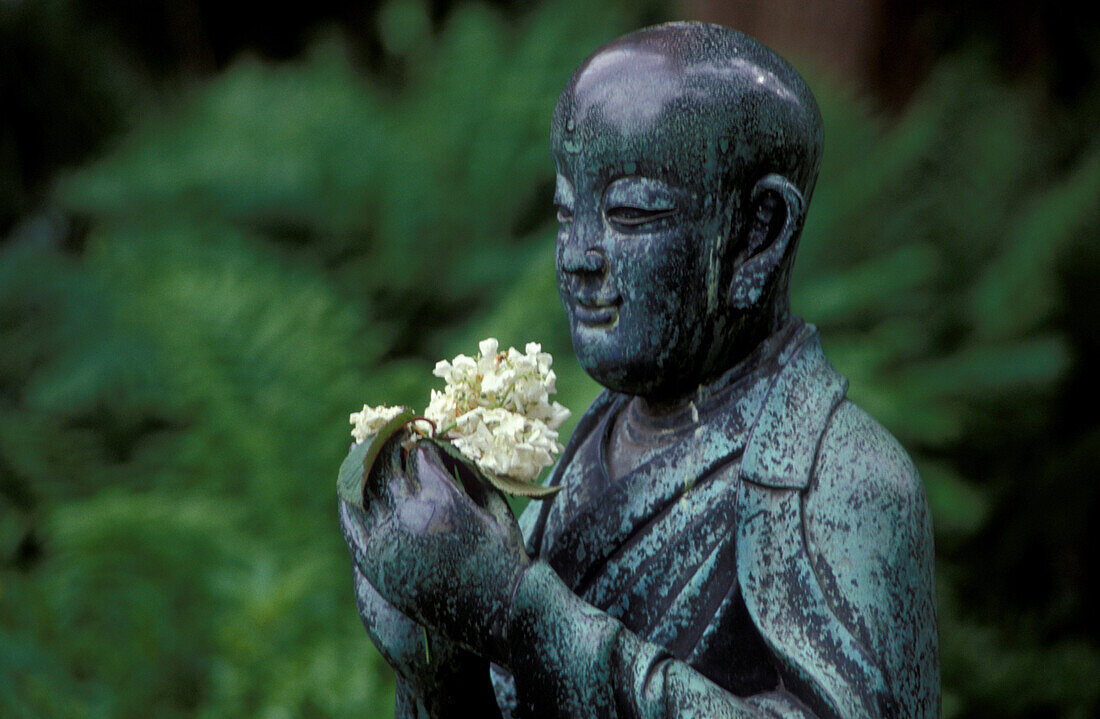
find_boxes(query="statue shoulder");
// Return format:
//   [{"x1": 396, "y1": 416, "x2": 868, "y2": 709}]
[{"x1": 805, "y1": 399, "x2": 930, "y2": 540}]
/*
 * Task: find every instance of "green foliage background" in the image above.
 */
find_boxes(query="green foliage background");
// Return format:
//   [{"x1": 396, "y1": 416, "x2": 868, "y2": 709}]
[{"x1": 2, "y1": 0, "x2": 1099, "y2": 717}]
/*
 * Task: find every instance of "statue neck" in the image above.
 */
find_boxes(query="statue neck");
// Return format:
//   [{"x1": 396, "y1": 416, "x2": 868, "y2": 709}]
[
  {"x1": 635, "y1": 316, "x2": 807, "y2": 424},
  {"x1": 605, "y1": 318, "x2": 809, "y2": 483}
]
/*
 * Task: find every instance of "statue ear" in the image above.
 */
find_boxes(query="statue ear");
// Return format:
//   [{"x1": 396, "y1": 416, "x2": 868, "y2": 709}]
[{"x1": 728, "y1": 174, "x2": 805, "y2": 310}]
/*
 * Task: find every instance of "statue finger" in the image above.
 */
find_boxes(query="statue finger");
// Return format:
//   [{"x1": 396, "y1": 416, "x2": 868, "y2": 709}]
[
  {"x1": 411, "y1": 442, "x2": 521, "y2": 541},
  {"x1": 338, "y1": 499, "x2": 367, "y2": 563},
  {"x1": 361, "y1": 433, "x2": 408, "y2": 510},
  {"x1": 409, "y1": 440, "x2": 494, "y2": 512},
  {"x1": 351, "y1": 565, "x2": 425, "y2": 677},
  {"x1": 338, "y1": 497, "x2": 390, "y2": 574},
  {"x1": 407, "y1": 442, "x2": 474, "y2": 508}
]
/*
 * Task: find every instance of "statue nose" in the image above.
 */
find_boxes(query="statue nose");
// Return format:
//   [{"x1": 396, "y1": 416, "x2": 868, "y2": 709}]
[
  {"x1": 580, "y1": 249, "x2": 607, "y2": 274},
  {"x1": 563, "y1": 246, "x2": 608, "y2": 276}
]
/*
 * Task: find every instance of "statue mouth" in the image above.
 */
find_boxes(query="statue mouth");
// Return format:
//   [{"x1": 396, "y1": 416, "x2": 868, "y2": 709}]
[{"x1": 574, "y1": 298, "x2": 620, "y2": 328}]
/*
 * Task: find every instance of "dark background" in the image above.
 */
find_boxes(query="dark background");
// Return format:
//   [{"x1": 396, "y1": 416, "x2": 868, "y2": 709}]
[{"x1": 2, "y1": 1, "x2": 1098, "y2": 716}]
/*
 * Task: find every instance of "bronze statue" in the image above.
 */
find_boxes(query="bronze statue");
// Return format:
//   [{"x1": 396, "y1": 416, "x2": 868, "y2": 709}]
[{"x1": 340, "y1": 21, "x2": 940, "y2": 718}]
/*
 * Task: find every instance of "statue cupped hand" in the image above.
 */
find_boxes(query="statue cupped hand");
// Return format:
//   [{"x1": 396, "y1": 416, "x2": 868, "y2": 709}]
[
  {"x1": 339, "y1": 438, "x2": 530, "y2": 664},
  {"x1": 342, "y1": 563, "x2": 479, "y2": 696}
]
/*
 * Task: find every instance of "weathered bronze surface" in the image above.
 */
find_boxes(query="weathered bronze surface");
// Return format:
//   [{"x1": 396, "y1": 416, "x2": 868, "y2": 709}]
[{"x1": 340, "y1": 21, "x2": 940, "y2": 718}]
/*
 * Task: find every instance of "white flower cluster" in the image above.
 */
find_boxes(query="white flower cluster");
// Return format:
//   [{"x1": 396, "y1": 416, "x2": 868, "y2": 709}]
[
  {"x1": 348, "y1": 339, "x2": 570, "y2": 485},
  {"x1": 349, "y1": 404, "x2": 407, "y2": 445},
  {"x1": 426, "y1": 338, "x2": 570, "y2": 483}
]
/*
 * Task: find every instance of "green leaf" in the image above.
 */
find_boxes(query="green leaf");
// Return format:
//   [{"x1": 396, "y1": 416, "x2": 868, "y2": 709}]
[
  {"x1": 336, "y1": 441, "x2": 371, "y2": 509},
  {"x1": 482, "y1": 471, "x2": 562, "y2": 499},
  {"x1": 336, "y1": 408, "x2": 417, "y2": 509},
  {"x1": 426, "y1": 439, "x2": 558, "y2": 501},
  {"x1": 428, "y1": 436, "x2": 561, "y2": 499}
]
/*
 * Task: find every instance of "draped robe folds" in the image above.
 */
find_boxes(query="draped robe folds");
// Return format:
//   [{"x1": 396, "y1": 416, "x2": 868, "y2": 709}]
[
  {"x1": 493, "y1": 323, "x2": 940, "y2": 718},
  {"x1": 531, "y1": 324, "x2": 810, "y2": 696}
]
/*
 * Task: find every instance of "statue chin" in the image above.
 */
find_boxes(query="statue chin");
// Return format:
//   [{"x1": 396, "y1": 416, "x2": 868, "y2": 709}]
[
  {"x1": 572, "y1": 340, "x2": 693, "y2": 401},
  {"x1": 572, "y1": 343, "x2": 648, "y2": 398}
]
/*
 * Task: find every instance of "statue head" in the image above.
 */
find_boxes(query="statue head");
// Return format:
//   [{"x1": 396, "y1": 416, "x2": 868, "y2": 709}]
[{"x1": 551, "y1": 22, "x2": 823, "y2": 402}]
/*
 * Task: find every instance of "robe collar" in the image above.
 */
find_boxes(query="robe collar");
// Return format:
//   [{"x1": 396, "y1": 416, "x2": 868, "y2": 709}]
[{"x1": 538, "y1": 321, "x2": 817, "y2": 590}]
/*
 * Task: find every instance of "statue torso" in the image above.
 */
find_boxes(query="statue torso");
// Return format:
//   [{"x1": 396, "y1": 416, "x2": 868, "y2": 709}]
[
  {"x1": 525, "y1": 321, "x2": 815, "y2": 695},
  {"x1": 508, "y1": 321, "x2": 938, "y2": 716}
]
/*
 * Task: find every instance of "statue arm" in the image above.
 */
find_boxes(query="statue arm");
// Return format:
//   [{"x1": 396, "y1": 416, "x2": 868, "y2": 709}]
[
  {"x1": 795, "y1": 401, "x2": 940, "y2": 718},
  {"x1": 730, "y1": 401, "x2": 938, "y2": 719},
  {"x1": 504, "y1": 562, "x2": 817, "y2": 718}
]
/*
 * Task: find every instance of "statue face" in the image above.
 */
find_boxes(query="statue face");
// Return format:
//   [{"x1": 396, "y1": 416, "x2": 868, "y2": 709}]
[
  {"x1": 551, "y1": 25, "x2": 823, "y2": 400},
  {"x1": 553, "y1": 168, "x2": 720, "y2": 399},
  {"x1": 551, "y1": 45, "x2": 736, "y2": 399}
]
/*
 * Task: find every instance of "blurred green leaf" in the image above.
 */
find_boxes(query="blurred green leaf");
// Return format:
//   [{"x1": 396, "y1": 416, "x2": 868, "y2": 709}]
[{"x1": 3, "y1": 3, "x2": 1099, "y2": 717}]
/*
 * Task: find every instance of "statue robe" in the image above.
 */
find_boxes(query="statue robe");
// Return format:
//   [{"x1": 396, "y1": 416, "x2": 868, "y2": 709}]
[{"x1": 495, "y1": 325, "x2": 940, "y2": 718}]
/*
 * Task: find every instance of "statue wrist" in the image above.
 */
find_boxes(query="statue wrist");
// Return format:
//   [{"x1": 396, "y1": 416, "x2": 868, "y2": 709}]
[{"x1": 502, "y1": 561, "x2": 625, "y2": 707}]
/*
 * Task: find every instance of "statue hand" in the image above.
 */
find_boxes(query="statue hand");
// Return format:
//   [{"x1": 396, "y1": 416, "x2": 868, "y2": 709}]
[
  {"x1": 345, "y1": 559, "x2": 500, "y2": 712},
  {"x1": 339, "y1": 439, "x2": 529, "y2": 663}
]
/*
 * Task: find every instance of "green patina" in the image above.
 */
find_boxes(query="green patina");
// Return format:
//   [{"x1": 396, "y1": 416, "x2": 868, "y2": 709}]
[{"x1": 339, "y1": 21, "x2": 940, "y2": 718}]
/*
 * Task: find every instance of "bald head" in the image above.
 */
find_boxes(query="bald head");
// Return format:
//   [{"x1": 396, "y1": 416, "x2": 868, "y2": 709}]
[{"x1": 552, "y1": 22, "x2": 823, "y2": 205}]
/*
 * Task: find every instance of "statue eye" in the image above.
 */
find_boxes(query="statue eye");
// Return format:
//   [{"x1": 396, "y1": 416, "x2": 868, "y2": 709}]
[
  {"x1": 605, "y1": 206, "x2": 677, "y2": 228},
  {"x1": 556, "y1": 205, "x2": 574, "y2": 223}
]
